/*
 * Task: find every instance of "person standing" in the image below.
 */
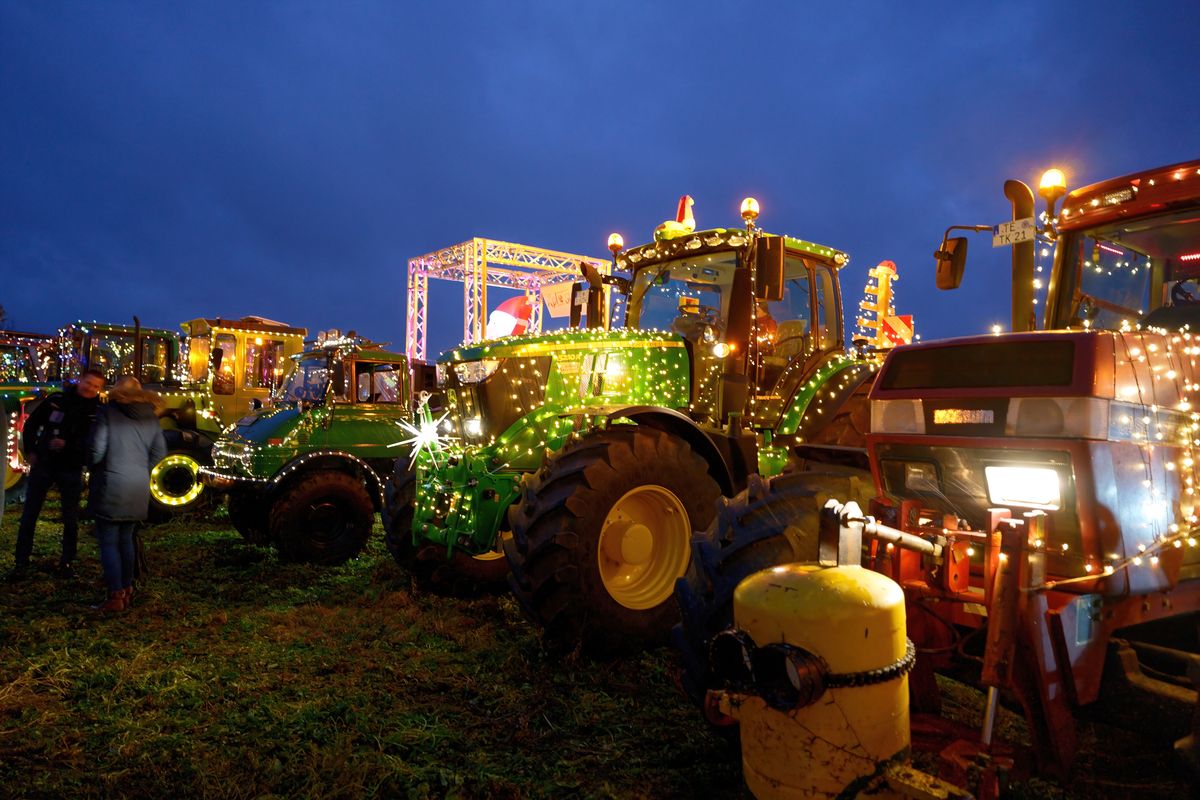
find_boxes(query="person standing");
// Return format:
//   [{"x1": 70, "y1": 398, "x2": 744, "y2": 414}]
[
  {"x1": 87, "y1": 376, "x2": 166, "y2": 612},
  {"x1": 6, "y1": 369, "x2": 105, "y2": 581}
]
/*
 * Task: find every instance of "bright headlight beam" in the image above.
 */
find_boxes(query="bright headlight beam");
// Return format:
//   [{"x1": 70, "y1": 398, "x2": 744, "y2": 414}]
[{"x1": 984, "y1": 465, "x2": 1061, "y2": 510}]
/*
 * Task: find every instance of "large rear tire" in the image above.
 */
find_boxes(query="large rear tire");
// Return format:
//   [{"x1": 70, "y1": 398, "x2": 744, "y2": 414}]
[
  {"x1": 671, "y1": 469, "x2": 874, "y2": 721},
  {"x1": 506, "y1": 427, "x2": 721, "y2": 655},
  {"x1": 270, "y1": 470, "x2": 374, "y2": 565}
]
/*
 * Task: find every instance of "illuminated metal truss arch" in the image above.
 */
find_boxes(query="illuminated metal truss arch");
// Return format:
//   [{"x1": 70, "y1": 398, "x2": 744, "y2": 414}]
[{"x1": 406, "y1": 237, "x2": 609, "y2": 362}]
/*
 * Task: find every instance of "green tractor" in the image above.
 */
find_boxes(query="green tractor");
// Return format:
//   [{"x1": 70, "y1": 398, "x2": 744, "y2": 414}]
[
  {"x1": 1, "y1": 329, "x2": 60, "y2": 501},
  {"x1": 388, "y1": 197, "x2": 878, "y2": 652},
  {"x1": 201, "y1": 331, "x2": 434, "y2": 565}
]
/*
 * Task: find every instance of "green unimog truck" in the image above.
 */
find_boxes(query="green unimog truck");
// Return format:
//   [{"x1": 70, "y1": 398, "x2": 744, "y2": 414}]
[
  {"x1": 200, "y1": 331, "x2": 435, "y2": 565},
  {"x1": 387, "y1": 197, "x2": 877, "y2": 653}
]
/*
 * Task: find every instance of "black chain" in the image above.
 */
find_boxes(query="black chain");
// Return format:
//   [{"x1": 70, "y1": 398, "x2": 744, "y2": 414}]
[{"x1": 823, "y1": 639, "x2": 917, "y2": 688}]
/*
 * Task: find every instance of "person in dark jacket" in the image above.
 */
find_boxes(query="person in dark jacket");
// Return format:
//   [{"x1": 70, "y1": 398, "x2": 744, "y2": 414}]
[
  {"x1": 7, "y1": 369, "x2": 105, "y2": 581},
  {"x1": 87, "y1": 376, "x2": 166, "y2": 612}
]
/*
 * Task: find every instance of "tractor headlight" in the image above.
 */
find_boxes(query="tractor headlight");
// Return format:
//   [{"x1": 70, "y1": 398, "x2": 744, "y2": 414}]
[
  {"x1": 453, "y1": 359, "x2": 499, "y2": 384},
  {"x1": 984, "y1": 465, "x2": 1061, "y2": 510}
]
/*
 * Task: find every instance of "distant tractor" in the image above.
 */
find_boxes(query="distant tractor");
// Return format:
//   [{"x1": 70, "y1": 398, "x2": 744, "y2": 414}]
[
  {"x1": 0, "y1": 330, "x2": 59, "y2": 500},
  {"x1": 201, "y1": 331, "x2": 434, "y2": 565},
  {"x1": 389, "y1": 197, "x2": 880, "y2": 654},
  {"x1": 59, "y1": 317, "x2": 306, "y2": 516},
  {"x1": 677, "y1": 160, "x2": 1200, "y2": 779}
]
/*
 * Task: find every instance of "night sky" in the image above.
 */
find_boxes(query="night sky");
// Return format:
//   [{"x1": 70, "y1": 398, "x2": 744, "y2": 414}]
[{"x1": 3, "y1": 2, "x2": 1197, "y2": 359}]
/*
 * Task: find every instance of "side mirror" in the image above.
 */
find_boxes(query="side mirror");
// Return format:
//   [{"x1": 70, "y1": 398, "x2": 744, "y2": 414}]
[
  {"x1": 935, "y1": 236, "x2": 968, "y2": 290},
  {"x1": 210, "y1": 347, "x2": 224, "y2": 373},
  {"x1": 754, "y1": 236, "x2": 785, "y2": 301}
]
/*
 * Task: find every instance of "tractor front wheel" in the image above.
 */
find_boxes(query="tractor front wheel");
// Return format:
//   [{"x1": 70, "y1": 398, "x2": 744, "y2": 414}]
[
  {"x1": 383, "y1": 458, "x2": 509, "y2": 593},
  {"x1": 506, "y1": 427, "x2": 720, "y2": 655},
  {"x1": 270, "y1": 470, "x2": 374, "y2": 565}
]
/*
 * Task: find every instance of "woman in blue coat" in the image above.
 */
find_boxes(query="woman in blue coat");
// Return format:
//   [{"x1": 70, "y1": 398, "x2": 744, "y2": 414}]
[{"x1": 87, "y1": 376, "x2": 167, "y2": 612}]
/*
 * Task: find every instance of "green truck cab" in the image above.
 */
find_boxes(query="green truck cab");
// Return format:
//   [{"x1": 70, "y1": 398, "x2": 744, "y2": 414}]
[
  {"x1": 1, "y1": 330, "x2": 59, "y2": 498},
  {"x1": 201, "y1": 331, "x2": 433, "y2": 565},
  {"x1": 391, "y1": 199, "x2": 876, "y2": 652}
]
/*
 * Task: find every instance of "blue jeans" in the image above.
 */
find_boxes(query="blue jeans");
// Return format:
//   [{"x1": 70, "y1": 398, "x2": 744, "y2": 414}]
[
  {"x1": 14, "y1": 464, "x2": 83, "y2": 567},
  {"x1": 96, "y1": 520, "x2": 136, "y2": 593}
]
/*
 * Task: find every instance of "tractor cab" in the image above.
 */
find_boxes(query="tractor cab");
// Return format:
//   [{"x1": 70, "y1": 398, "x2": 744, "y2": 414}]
[{"x1": 1043, "y1": 163, "x2": 1200, "y2": 332}]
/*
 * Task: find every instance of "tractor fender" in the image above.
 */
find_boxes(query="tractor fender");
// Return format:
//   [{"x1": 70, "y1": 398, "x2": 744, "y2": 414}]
[
  {"x1": 266, "y1": 450, "x2": 385, "y2": 511},
  {"x1": 776, "y1": 359, "x2": 877, "y2": 444},
  {"x1": 605, "y1": 406, "x2": 737, "y2": 496},
  {"x1": 162, "y1": 427, "x2": 215, "y2": 461}
]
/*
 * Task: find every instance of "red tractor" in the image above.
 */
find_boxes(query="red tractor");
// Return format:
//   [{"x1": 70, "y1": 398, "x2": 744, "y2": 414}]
[{"x1": 676, "y1": 160, "x2": 1200, "y2": 783}]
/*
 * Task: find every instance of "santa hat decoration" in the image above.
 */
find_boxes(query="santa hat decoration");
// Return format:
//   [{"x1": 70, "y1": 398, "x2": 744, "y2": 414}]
[{"x1": 488, "y1": 294, "x2": 535, "y2": 338}]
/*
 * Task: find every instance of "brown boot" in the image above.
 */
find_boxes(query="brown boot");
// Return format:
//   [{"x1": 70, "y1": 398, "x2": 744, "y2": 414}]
[{"x1": 91, "y1": 591, "x2": 127, "y2": 613}]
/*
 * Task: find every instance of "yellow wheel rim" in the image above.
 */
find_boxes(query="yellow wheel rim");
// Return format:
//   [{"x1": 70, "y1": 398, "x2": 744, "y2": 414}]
[
  {"x1": 150, "y1": 453, "x2": 204, "y2": 506},
  {"x1": 598, "y1": 485, "x2": 691, "y2": 610}
]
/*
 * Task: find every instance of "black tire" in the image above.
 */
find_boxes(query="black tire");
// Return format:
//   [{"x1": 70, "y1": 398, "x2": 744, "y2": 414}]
[
  {"x1": 384, "y1": 458, "x2": 509, "y2": 593},
  {"x1": 148, "y1": 449, "x2": 211, "y2": 521},
  {"x1": 228, "y1": 490, "x2": 270, "y2": 545},
  {"x1": 382, "y1": 459, "x2": 418, "y2": 566},
  {"x1": 269, "y1": 470, "x2": 374, "y2": 565},
  {"x1": 506, "y1": 426, "x2": 721, "y2": 655},
  {"x1": 671, "y1": 469, "x2": 874, "y2": 723}
]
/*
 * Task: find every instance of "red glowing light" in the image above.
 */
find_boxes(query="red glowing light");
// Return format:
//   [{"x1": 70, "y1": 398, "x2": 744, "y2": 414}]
[
  {"x1": 1098, "y1": 243, "x2": 1124, "y2": 256},
  {"x1": 1181, "y1": 252, "x2": 1200, "y2": 263}
]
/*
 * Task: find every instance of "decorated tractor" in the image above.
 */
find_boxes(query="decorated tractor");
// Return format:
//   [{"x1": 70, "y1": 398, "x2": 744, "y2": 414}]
[
  {"x1": 1, "y1": 329, "x2": 60, "y2": 500},
  {"x1": 675, "y1": 160, "x2": 1200, "y2": 785},
  {"x1": 200, "y1": 331, "x2": 434, "y2": 565},
  {"x1": 60, "y1": 317, "x2": 306, "y2": 515},
  {"x1": 387, "y1": 197, "x2": 882, "y2": 654}
]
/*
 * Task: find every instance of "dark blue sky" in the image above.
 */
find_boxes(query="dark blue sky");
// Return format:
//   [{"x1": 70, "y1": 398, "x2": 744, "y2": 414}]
[{"x1": 3, "y1": 2, "x2": 1197, "y2": 358}]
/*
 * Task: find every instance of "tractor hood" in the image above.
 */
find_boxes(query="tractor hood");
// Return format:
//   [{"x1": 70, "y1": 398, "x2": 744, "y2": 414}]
[
  {"x1": 438, "y1": 327, "x2": 693, "y2": 447},
  {"x1": 231, "y1": 405, "x2": 305, "y2": 444}
]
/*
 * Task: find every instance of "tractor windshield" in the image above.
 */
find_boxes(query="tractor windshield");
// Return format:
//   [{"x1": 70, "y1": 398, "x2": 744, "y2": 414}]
[
  {"x1": 280, "y1": 354, "x2": 332, "y2": 403},
  {"x1": 1053, "y1": 207, "x2": 1200, "y2": 330},
  {"x1": 627, "y1": 251, "x2": 738, "y2": 336},
  {"x1": 0, "y1": 345, "x2": 37, "y2": 383}
]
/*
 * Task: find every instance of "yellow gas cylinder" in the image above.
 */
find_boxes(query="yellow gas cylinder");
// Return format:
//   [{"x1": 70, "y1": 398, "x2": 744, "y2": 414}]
[{"x1": 719, "y1": 563, "x2": 913, "y2": 799}]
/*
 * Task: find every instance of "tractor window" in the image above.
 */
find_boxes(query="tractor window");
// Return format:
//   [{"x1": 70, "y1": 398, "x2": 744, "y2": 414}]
[
  {"x1": 813, "y1": 265, "x2": 838, "y2": 350},
  {"x1": 187, "y1": 335, "x2": 210, "y2": 382},
  {"x1": 355, "y1": 362, "x2": 402, "y2": 403},
  {"x1": 139, "y1": 337, "x2": 171, "y2": 384},
  {"x1": 244, "y1": 339, "x2": 285, "y2": 390},
  {"x1": 759, "y1": 257, "x2": 815, "y2": 361},
  {"x1": 628, "y1": 251, "x2": 738, "y2": 339},
  {"x1": 0, "y1": 345, "x2": 36, "y2": 383},
  {"x1": 85, "y1": 333, "x2": 172, "y2": 384},
  {"x1": 213, "y1": 334, "x2": 237, "y2": 395}
]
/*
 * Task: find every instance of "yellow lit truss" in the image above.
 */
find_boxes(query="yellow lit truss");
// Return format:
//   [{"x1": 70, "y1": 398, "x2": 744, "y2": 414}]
[{"x1": 406, "y1": 238, "x2": 609, "y2": 362}]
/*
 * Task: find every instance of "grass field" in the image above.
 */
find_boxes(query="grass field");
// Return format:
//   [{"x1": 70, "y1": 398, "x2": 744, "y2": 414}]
[{"x1": 0, "y1": 497, "x2": 1193, "y2": 799}]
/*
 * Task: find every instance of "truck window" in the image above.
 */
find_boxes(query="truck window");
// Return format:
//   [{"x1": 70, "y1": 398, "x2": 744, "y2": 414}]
[
  {"x1": 213, "y1": 333, "x2": 237, "y2": 395},
  {"x1": 356, "y1": 362, "x2": 401, "y2": 403},
  {"x1": 187, "y1": 335, "x2": 210, "y2": 382},
  {"x1": 813, "y1": 264, "x2": 838, "y2": 350},
  {"x1": 244, "y1": 339, "x2": 285, "y2": 390},
  {"x1": 760, "y1": 257, "x2": 815, "y2": 360},
  {"x1": 0, "y1": 345, "x2": 36, "y2": 383},
  {"x1": 140, "y1": 336, "x2": 171, "y2": 384}
]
